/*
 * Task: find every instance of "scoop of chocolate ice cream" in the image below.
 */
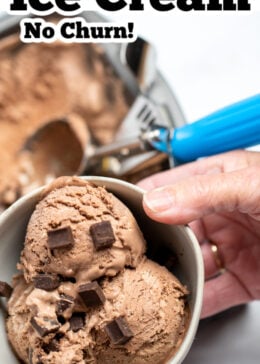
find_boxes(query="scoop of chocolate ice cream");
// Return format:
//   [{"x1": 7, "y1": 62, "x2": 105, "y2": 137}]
[
  {"x1": 7, "y1": 261, "x2": 188, "y2": 364},
  {"x1": 20, "y1": 177, "x2": 146, "y2": 283},
  {"x1": 93, "y1": 259, "x2": 188, "y2": 364}
]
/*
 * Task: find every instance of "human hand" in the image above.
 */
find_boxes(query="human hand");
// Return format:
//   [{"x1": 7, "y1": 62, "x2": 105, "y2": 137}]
[{"x1": 138, "y1": 150, "x2": 260, "y2": 318}]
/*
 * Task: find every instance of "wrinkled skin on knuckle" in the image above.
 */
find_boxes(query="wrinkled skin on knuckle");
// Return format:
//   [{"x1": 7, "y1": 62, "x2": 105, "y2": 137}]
[{"x1": 242, "y1": 166, "x2": 260, "y2": 220}]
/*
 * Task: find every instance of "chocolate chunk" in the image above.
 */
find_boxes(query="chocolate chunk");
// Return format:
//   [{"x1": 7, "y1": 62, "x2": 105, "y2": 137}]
[
  {"x1": 34, "y1": 274, "x2": 60, "y2": 291},
  {"x1": 78, "y1": 281, "x2": 105, "y2": 308},
  {"x1": 54, "y1": 332, "x2": 65, "y2": 341},
  {"x1": 56, "y1": 294, "x2": 74, "y2": 315},
  {"x1": 57, "y1": 316, "x2": 66, "y2": 325},
  {"x1": 89, "y1": 221, "x2": 115, "y2": 251},
  {"x1": 47, "y1": 226, "x2": 74, "y2": 249},
  {"x1": 30, "y1": 317, "x2": 60, "y2": 337},
  {"x1": 0, "y1": 281, "x2": 12, "y2": 298},
  {"x1": 42, "y1": 340, "x2": 59, "y2": 354},
  {"x1": 105, "y1": 316, "x2": 133, "y2": 345},
  {"x1": 69, "y1": 312, "x2": 86, "y2": 332}
]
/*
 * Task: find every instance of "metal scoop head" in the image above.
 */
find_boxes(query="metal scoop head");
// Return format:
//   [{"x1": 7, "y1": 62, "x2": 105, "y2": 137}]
[
  {"x1": 21, "y1": 118, "x2": 86, "y2": 182},
  {"x1": 21, "y1": 114, "x2": 161, "y2": 181}
]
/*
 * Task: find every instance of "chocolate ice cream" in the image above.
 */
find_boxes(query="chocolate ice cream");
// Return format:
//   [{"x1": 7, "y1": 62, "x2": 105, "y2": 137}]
[
  {"x1": 20, "y1": 177, "x2": 145, "y2": 282},
  {"x1": 6, "y1": 177, "x2": 189, "y2": 364},
  {"x1": 0, "y1": 33, "x2": 129, "y2": 208}
]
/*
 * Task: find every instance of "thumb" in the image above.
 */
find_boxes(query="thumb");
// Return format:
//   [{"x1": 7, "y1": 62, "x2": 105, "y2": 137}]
[{"x1": 142, "y1": 166, "x2": 260, "y2": 225}]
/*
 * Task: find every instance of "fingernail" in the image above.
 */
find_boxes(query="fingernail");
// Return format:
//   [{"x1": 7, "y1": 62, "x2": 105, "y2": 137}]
[{"x1": 144, "y1": 187, "x2": 173, "y2": 213}]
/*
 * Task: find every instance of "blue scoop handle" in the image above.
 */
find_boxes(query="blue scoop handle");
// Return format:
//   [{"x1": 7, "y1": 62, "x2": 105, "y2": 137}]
[{"x1": 155, "y1": 94, "x2": 260, "y2": 163}]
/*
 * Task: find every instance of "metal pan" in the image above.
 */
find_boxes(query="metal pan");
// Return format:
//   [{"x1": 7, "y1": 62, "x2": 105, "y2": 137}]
[{"x1": 0, "y1": 11, "x2": 186, "y2": 183}]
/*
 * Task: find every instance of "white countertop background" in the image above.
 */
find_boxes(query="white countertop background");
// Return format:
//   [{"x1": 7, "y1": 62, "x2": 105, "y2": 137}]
[{"x1": 110, "y1": 11, "x2": 260, "y2": 121}]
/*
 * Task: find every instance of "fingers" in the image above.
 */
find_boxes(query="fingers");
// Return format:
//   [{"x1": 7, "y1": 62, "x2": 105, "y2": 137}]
[
  {"x1": 142, "y1": 166, "x2": 260, "y2": 225},
  {"x1": 201, "y1": 271, "x2": 252, "y2": 318},
  {"x1": 138, "y1": 150, "x2": 259, "y2": 191},
  {"x1": 201, "y1": 243, "x2": 223, "y2": 279},
  {"x1": 188, "y1": 220, "x2": 206, "y2": 243}
]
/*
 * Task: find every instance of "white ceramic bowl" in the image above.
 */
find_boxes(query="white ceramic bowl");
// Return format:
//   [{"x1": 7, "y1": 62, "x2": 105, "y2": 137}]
[{"x1": 0, "y1": 177, "x2": 204, "y2": 363}]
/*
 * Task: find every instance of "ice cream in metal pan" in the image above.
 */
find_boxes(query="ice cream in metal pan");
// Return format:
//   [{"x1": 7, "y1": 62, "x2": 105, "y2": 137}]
[
  {"x1": 19, "y1": 35, "x2": 161, "y2": 178},
  {"x1": 0, "y1": 12, "x2": 185, "y2": 208}
]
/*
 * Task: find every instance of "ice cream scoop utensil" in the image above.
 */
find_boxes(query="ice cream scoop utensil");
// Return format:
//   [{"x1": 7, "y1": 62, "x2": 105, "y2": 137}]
[
  {"x1": 150, "y1": 93, "x2": 260, "y2": 163},
  {"x1": 21, "y1": 111, "x2": 157, "y2": 178},
  {"x1": 22, "y1": 94, "x2": 260, "y2": 178},
  {"x1": 92, "y1": 93, "x2": 260, "y2": 167}
]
